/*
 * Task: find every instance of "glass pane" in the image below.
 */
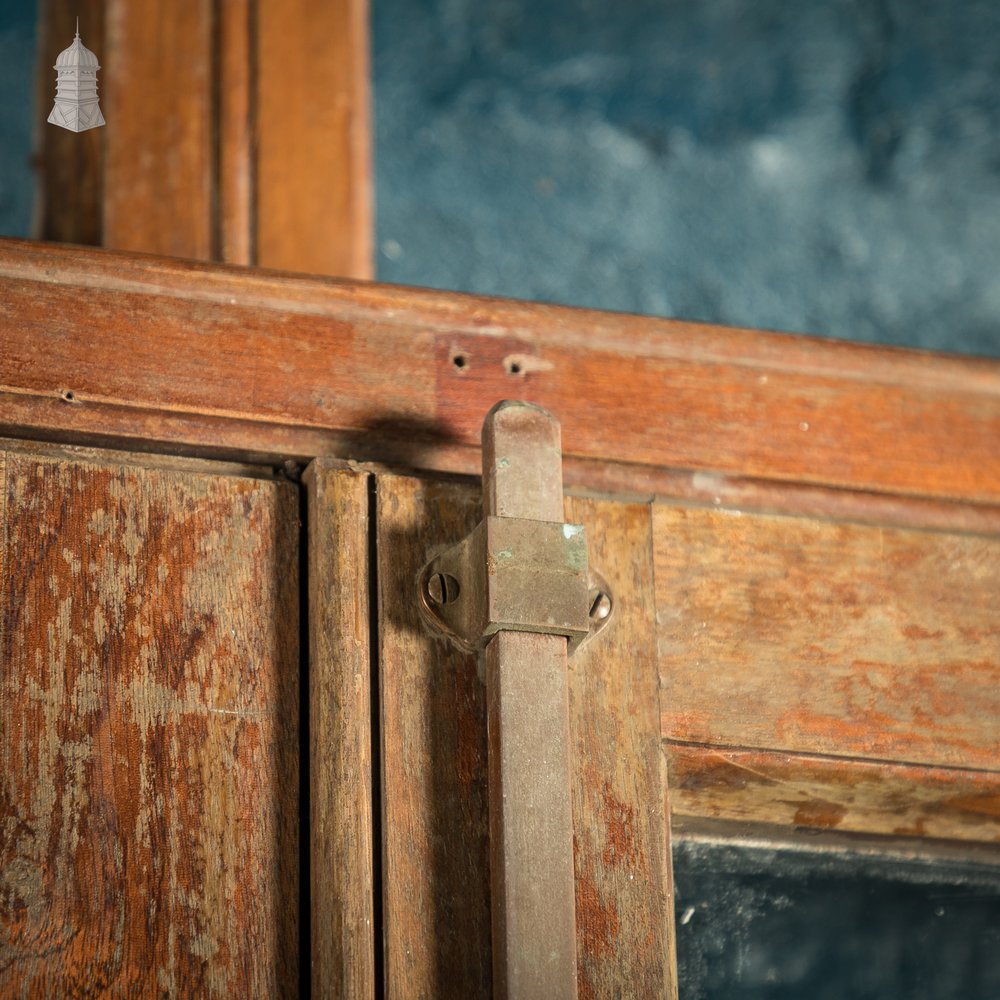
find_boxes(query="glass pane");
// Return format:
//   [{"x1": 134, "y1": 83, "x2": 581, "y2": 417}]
[
  {"x1": 673, "y1": 836, "x2": 1000, "y2": 999},
  {"x1": 375, "y1": 0, "x2": 1000, "y2": 356}
]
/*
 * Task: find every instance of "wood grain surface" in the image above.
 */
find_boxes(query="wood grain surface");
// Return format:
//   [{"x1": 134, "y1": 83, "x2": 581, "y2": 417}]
[
  {"x1": 102, "y1": 0, "x2": 216, "y2": 259},
  {"x1": 376, "y1": 475, "x2": 490, "y2": 997},
  {"x1": 376, "y1": 475, "x2": 674, "y2": 998},
  {"x1": 257, "y1": 0, "x2": 372, "y2": 278},
  {"x1": 667, "y1": 745, "x2": 1000, "y2": 845},
  {"x1": 564, "y1": 496, "x2": 676, "y2": 1000},
  {"x1": 305, "y1": 462, "x2": 375, "y2": 999},
  {"x1": 0, "y1": 443, "x2": 300, "y2": 996},
  {"x1": 34, "y1": 1, "x2": 370, "y2": 276},
  {"x1": 655, "y1": 505, "x2": 1000, "y2": 770},
  {"x1": 219, "y1": 0, "x2": 254, "y2": 266},
  {"x1": 3, "y1": 238, "x2": 999, "y2": 505}
]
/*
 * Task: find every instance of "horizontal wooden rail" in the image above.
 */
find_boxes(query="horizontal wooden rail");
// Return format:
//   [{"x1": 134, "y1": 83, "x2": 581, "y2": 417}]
[
  {"x1": 666, "y1": 743, "x2": 1000, "y2": 846},
  {"x1": 2, "y1": 238, "x2": 1000, "y2": 504}
]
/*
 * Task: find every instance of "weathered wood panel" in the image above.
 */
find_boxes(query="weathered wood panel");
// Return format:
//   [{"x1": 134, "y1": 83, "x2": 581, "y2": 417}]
[
  {"x1": 3, "y1": 239, "x2": 1000, "y2": 505},
  {"x1": 0, "y1": 444, "x2": 300, "y2": 996},
  {"x1": 257, "y1": 0, "x2": 372, "y2": 278},
  {"x1": 377, "y1": 475, "x2": 490, "y2": 997},
  {"x1": 565, "y1": 496, "x2": 676, "y2": 1000},
  {"x1": 667, "y1": 745, "x2": 1000, "y2": 845},
  {"x1": 655, "y1": 505, "x2": 1000, "y2": 770},
  {"x1": 377, "y1": 475, "x2": 674, "y2": 998},
  {"x1": 305, "y1": 462, "x2": 375, "y2": 999},
  {"x1": 102, "y1": 0, "x2": 215, "y2": 259}
]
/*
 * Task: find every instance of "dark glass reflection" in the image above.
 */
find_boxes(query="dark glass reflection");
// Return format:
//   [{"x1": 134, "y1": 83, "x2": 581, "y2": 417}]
[{"x1": 674, "y1": 837, "x2": 1000, "y2": 1000}]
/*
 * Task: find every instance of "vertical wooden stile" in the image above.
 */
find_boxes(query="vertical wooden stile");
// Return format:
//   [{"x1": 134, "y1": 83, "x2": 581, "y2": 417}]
[{"x1": 304, "y1": 462, "x2": 377, "y2": 999}]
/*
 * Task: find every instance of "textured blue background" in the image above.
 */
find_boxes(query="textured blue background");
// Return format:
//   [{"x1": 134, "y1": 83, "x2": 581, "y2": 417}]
[
  {"x1": 0, "y1": 1, "x2": 37, "y2": 239},
  {"x1": 374, "y1": 0, "x2": 1000, "y2": 355},
  {"x1": 2, "y1": 0, "x2": 1000, "y2": 361}
]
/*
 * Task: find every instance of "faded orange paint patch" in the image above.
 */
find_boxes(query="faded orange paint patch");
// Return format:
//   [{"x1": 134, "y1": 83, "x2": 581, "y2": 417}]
[{"x1": 600, "y1": 781, "x2": 645, "y2": 870}]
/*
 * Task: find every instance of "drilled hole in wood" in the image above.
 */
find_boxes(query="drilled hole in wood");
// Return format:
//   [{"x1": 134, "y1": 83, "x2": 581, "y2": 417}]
[
  {"x1": 451, "y1": 353, "x2": 468, "y2": 372},
  {"x1": 60, "y1": 389, "x2": 76, "y2": 403},
  {"x1": 508, "y1": 361, "x2": 522, "y2": 375}
]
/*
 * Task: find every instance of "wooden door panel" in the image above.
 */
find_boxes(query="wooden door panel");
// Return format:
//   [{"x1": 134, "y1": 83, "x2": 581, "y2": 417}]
[
  {"x1": 376, "y1": 475, "x2": 489, "y2": 997},
  {"x1": 656, "y1": 504, "x2": 1000, "y2": 767},
  {"x1": 655, "y1": 503, "x2": 1000, "y2": 844},
  {"x1": 0, "y1": 442, "x2": 300, "y2": 996},
  {"x1": 375, "y1": 474, "x2": 676, "y2": 999}
]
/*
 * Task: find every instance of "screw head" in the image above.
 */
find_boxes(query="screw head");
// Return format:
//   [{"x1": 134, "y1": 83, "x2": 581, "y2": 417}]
[
  {"x1": 427, "y1": 572, "x2": 460, "y2": 606},
  {"x1": 589, "y1": 590, "x2": 612, "y2": 622}
]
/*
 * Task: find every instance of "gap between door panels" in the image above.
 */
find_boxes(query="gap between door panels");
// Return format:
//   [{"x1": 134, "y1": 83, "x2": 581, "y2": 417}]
[{"x1": 366, "y1": 472, "x2": 386, "y2": 1000}]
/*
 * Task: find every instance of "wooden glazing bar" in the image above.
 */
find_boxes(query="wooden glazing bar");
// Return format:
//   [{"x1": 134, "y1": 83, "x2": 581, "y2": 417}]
[
  {"x1": 666, "y1": 744, "x2": 1000, "y2": 846},
  {"x1": 102, "y1": 0, "x2": 216, "y2": 259},
  {"x1": 257, "y1": 0, "x2": 373, "y2": 277}
]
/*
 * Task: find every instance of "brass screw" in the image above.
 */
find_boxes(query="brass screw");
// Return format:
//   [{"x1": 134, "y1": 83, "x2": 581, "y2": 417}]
[
  {"x1": 589, "y1": 590, "x2": 612, "y2": 622},
  {"x1": 427, "y1": 572, "x2": 461, "y2": 606}
]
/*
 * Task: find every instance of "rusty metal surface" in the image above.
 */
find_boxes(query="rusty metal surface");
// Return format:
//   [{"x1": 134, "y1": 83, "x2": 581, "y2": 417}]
[{"x1": 482, "y1": 400, "x2": 579, "y2": 1000}]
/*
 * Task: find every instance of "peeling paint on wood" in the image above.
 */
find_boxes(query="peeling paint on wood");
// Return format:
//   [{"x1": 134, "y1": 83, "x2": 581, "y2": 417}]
[{"x1": 0, "y1": 445, "x2": 300, "y2": 996}]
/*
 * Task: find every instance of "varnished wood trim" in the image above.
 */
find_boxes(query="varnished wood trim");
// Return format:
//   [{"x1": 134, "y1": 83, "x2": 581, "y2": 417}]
[
  {"x1": 102, "y1": 0, "x2": 216, "y2": 259},
  {"x1": 256, "y1": 0, "x2": 372, "y2": 278},
  {"x1": 3, "y1": 239, "x2": 999, "y2": 506},
  {"x1": 219, "y1": 0, "x2": 255, "y2": 265}
]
